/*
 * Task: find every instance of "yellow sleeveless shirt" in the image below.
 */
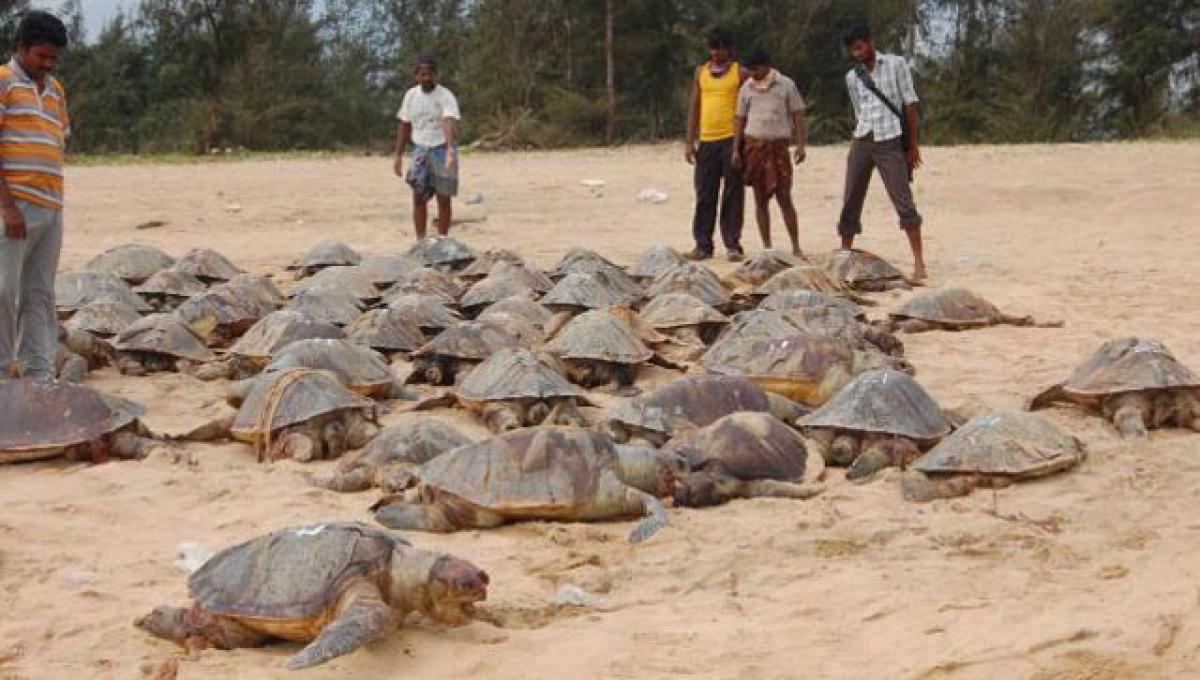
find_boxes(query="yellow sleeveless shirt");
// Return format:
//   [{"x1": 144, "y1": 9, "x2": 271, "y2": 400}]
[{"x1": 699, "y1": 62, "x2": 741, "y2": 142}]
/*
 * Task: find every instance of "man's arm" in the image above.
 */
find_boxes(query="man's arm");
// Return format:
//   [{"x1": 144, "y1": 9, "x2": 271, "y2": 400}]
[
  {"x1": 393, "y1": 121, "x2": 412, "y2": 178},
  {"x1": 904, "y1": 103, "x2": 921, "y2": 170},
  {"x1": 441, "y1": 117, "x2": 457, "y2": 171},
  {"x1": 730, "y1": 115, "x2": 746, "y2": 169},
  {"x1": 685, "y1": 66, "x2": 701, "y2": 164},
  {"x1": 792, "y1": 110, "x2": 808, "y2": 164},
  {"x1": 0, "y1": 84, "x2": 24, "y2": 238}
]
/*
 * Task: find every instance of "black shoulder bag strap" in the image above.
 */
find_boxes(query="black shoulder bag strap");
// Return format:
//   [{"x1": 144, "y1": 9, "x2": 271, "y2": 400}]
[{"x1": 854, "y1": 64, "x2": 911, "y2": 152}]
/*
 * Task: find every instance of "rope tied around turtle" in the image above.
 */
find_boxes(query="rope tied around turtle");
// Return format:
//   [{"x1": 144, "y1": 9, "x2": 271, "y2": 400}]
[{"x1": 254, "y1": 368, "x2": 326, "y2": 462}]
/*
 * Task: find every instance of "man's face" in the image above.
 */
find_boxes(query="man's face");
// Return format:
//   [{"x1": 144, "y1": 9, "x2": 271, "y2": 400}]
[
  {"x1": 414, "y1": 64, "x2": 437, "y2": 90},
  {"x1": 848, "y1": 39, "x2": 874, "y2": 64},
  {"x1": 17, "y1": 44, "x2": 61, "y2": 80},
  {"x1": 748, "y1": 64, "x2": 771, "y2": 81},
  {"x1": 709, "y1": 44, "x2": 731, "y2": 65}
]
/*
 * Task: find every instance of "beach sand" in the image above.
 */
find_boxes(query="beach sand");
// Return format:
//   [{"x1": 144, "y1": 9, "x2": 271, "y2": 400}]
[{"x1": 2, "y1": 142, "x2": 1199, "y2": 679}]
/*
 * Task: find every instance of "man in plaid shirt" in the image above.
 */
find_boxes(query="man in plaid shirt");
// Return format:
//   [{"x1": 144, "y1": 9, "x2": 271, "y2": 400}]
[{"x1": 836, "y1": 25, "x2": 927, "y2": 282}]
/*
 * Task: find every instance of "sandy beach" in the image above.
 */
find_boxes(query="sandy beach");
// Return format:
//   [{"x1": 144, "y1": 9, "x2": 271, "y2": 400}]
[{"x1": 2, "y1": 141, "x2": 1199, "y2": 679}]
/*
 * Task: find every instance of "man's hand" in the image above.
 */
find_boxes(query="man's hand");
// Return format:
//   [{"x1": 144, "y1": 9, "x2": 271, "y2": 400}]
[
  {"x1": 684, "y1": 144, "x2": 696, "y2": 165},
  {"x1": 4, "y1": 204, "x2": 25, "y2": 239},
  {"x1": 793, "y1": 145, "x2": 807, "y2": 165},
  {"x1": 730, "y1": 150, "x2": 742, "y2": 171},
  {"x1": 444, "y1": 149, "x2": 456, "y2": 173},
  {"x1": 906, "y1": 146, "x2": 923, "y2": 172},
  {"x1": 393, "y1": 155, "x2": 404, "y2": 178}
]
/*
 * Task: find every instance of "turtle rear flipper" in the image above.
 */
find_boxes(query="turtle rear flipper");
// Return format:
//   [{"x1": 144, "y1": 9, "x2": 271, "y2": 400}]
[
  {"x1": 287, "y1": 584, "x2": 395, "y2": 670},
  {"x1": 902, "y1": 471, "x2": 979, "y2": 502},
  {"x1": 1027, "y1": 383, "x2": 1066, "y2": 411}
]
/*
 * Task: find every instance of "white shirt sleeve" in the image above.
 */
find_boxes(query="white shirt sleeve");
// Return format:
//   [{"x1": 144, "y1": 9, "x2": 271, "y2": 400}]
[
  {"x1": 845, "y1": 71, "x2": 861, "y2": 118},
  {"x1": 896, "y1": 59, "x2": 919, "y2": 105},
  {"x1": 397, "y1": 89, "x2": 413, "y2": 122},
  {"x1": 440, "y1": 88, "x2": 461, "y2": 120}
]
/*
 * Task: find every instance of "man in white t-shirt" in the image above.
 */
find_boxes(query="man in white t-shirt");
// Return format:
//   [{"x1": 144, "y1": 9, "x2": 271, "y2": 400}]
[{"x1": 394, "y1": 54, "x2": 461, "y2": 238}]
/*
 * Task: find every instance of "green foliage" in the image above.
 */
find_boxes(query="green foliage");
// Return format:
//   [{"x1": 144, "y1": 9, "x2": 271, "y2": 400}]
[{"x1": 2, "y1": 0, "x2": 1192, "y2": 154}]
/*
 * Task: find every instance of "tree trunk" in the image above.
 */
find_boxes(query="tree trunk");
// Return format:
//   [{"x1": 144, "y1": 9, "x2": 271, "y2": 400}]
[{"x1": 604, "y1": 0, "x2": 616, "y2": 145}]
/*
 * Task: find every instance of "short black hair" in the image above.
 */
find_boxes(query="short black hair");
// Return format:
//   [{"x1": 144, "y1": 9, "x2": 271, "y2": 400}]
[
  {"x1": 16, "y1": 11, "x2": 68, "y2": 49},
  {"x1": 414, "y1": 53, "x2": 438, "y2": 70},
  {"x1": 843, "y1": 24, "x2": 872, "y2": 47},
  {"x1": 743, "y1": 48, "x2": 772, "y2": 68},
  {"x1": 707, "y1": 28, "x2": 733, "y2": 50}
]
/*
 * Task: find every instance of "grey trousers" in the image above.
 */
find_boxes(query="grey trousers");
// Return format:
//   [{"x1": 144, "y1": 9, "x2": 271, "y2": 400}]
[
  {"x1": 837, "y1": 134, "x2": 922, "y2": 237},
  {"x1": 0, "y1": 199, "x2": 62, "y2": 379}
]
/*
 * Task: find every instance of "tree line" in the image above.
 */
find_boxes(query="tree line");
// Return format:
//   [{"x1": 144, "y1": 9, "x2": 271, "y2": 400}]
[{"x1": 1, "y1": 0, "x2": 1197, "y2": 155}]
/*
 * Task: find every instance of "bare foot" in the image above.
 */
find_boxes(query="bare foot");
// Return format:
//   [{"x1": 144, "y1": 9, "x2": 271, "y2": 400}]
[
  {"x1": 911, "y1": 264, "x2": 929, "y2": 285},
  {"x1": 793, "y1": 249, "x2": 812, "y2": 264}
]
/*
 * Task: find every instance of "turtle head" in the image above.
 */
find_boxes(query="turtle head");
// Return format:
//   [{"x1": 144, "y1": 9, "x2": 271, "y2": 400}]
[
  {"x1": 615, "y1": 444, "x2": 686, "y2": 497},
  {"x1": 135, "y1": 606, "x2": 190, "y2": 643},
  {"x1": 424, "y1": 556, "x2": 489, "y2": 626}
]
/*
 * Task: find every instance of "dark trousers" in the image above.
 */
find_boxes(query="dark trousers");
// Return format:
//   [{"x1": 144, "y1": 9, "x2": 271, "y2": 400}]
[
  {"x1": 837, "y1": 134, "x2": 922, "y2": 237},
  {"x1": 692, "y1": 138, "x2": 744, "y2": 253}
]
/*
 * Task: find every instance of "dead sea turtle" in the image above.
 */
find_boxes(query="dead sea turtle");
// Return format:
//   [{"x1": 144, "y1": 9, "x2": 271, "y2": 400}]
[
  {"x1": 345, "y1": 308, "x2": 426, "y2": 357},
  {"x1": 628, "y1": 245, "x2": 685, "y2": 282},
  {"x1": 825, "y1": 249, "x2": 910, "y2": 292},
  {"x1": 0, "y1": 380, "x2": 157, "y2": 463},
  {"x1": 725, "y1": 250, "x2": 802, "y2": 290},
  {"x1": 759, "y1": 289, "x2": 862, "y2": 316},
  {"x1": 800, "y1": 369, "x2": 953, "y2": 480},
  {"x1": 887, "y1": 288, "x2": 1063, "y2": 333},
  {"x1": 174, "y1": 248, "x2": 243, "y2": 284},
  {"x1": 113, "y1": 314, "x2": 214, "y2": 375},
  {"x1": 665, "y1": 412, "x2": 824, "y2": 507},
  {"x1": 175, "y1": 276, "x2": 283, "y2": 346},
  {"x1": 553, "y1": 248, "x2": 642, "y2": 296},
  {"x1": 195, "y1": 311, "x2": 344, "y2": 381},
  {"x1": 406, "y1": 236, "x2": 476, "y2": 271},
  {"x1": 286, "y1": 287, "x2": 363, "y2": 327},
  {"x1": 56, "y1": 271, "x2": 151, "y2": 317},
  {"x1": 356, "y1": 254, "x2": 424, "y2": 288},
  {"x1": 541, "y1": 272, "x2": 626, "y2": 314},
  {"x1": 287, "y1": 241, "x2": 362, "y2": 279},
  {"x1": 639, "y1": 293, "x2": 729, "y2": 346},
  {"x1": 1028, "y1": 337, "x2": 1200, "y2": 437},
  {"x1": 134, "y1": 268, "x2": 208, "y2": 311},
  {"x1": 312, "y1": 420, "x2": 476, "y2": 493},
  {"x1": 85, "y1": 243, "x2": 174, "y2": 284},
  {"x1": 415, "y1": 348, "x2": 593, "y2": 432},
  {"x1": 477, "y1": 295, "x2": 554, "y2": 330},
  {"x1": 372, "y1": 427, "x2": 677, "y2": 543},
  {"x1": 459, "y1": 248, "x2": 525, "y2": 281},
  {"x1": 646, "y1": 263, "x2": 732, "y2": 311},
  {"x1": 292, "y1": 266, "x2": 382, "y2": 306},
  {"x1": 190, "y1": 368, "x2": 379, "y2": 461},
  {"x1": 386, "y1": 293, "x2": 461, "y2": 334},
  {"x1": 544, "y1": 308, "x2": 653, "y2": 388},
  {"x1": 603, "y1": 375, "x2": 807, "y2": 446},
  {"x1": 755, "y1": 265, "x2": 859, "y2": 300},
  {"x1": 459, "y1": 262, "x2": 552, "y2": 317},
  {"x1": 135, "y1": 522, "x2": 489, "y2": 670},
  {"x1": 903, "y1": 411, "x2": 1086, "y2": 502},
  {"x1": 249, "y1": 339, "x2": 408, "y2": 401},
  {"x1": 382, "y1": 267, "x2": 465, "y2": 303},
  {"x1": 703, "y1": 332, "x2": 860, "y2": 406},
  {"x1": 64, "y1": 300, "x2": 142, "y2": 338},
  {"x1": 409, "y1": 319, "x2": 525, "y2": 386}
]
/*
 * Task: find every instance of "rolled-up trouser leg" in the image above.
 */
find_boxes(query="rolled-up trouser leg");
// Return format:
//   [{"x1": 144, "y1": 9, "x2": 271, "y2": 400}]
[
  {"x1": 872, "y1": 138, "x2": 923, "y2": 231},
  {"x1": 16, "y1": 201, "x2": 62, "y2": 380}
]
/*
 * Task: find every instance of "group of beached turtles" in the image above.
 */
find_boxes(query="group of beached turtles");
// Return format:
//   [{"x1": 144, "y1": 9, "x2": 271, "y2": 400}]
[{"x1": 3, "y1": 237, "x2": 1198, "y2": 670}]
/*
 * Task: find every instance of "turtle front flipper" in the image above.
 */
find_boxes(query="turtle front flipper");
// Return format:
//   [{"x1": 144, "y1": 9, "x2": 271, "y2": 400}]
[
  {"x1": 286, "y1": 584, "x2": 396, "y2": 670},
  {"x1": 1027, "y1": 383, "x2": 1067, "y2": 411},
  {"x1": 738, "y1": 479, "x2": 824, "y2": 501},
  {"x1": 372, "y1": 495, "x2": 473, "y2": 532},
  {"x1": 610, "y1": 473, "x2": 667, "y2": 544},
  {"x1": 902, "y1": 471, "x2": 979, "y2": 502}
]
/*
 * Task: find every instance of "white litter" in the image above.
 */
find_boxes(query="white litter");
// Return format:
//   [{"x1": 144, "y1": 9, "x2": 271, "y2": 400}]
[
  {"x1": 637, "y1": 188, "x2": 669, "y2": 204},
  {"x1": 580, "y1": 179, "x2": 606, "y2": 189},
  {"x1": 552, "y1": 584, "x2": 605, "y2": 608}
]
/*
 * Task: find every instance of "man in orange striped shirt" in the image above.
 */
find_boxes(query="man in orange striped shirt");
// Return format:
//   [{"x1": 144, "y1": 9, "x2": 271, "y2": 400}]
[{"x1": 0, "y1": 11, "x2": 70, "y2": 380}]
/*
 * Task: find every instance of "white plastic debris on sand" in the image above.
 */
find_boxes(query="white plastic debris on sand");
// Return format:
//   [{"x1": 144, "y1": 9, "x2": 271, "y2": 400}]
[
  {"x1": 637, "y1": 188, "x2": 669, "y2": 204},
  {"x1": 175, "y1": 542, "x2": 214, "y2": 574}
]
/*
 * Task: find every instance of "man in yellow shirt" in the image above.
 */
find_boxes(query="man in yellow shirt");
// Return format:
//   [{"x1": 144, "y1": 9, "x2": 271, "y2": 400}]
[
  {"x1": 0, "y1": 12, "x2": 69, "y2": 381},
  {"x1": 685, "y1": 30, "x2": 745, "y2": 262}
]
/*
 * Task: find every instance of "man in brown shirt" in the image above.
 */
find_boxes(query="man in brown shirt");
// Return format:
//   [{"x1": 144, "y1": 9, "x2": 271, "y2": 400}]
[{"x1": 731, "y1": 49, "x2": 808, "y2": 258}]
